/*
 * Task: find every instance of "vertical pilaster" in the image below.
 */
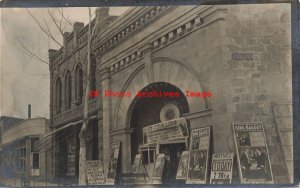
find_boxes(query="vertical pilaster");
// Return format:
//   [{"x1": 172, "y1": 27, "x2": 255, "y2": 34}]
[
  {"x1": 100, "y1": 67, "x2": 111, "y2": 174},
  {"x1": 140, "y1": 43, "x2": 154, "y2": 83}
]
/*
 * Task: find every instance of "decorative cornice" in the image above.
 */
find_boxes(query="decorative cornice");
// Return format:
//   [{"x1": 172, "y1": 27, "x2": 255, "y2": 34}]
[
  {"x1": 106, "y1": 6, "x2": 228, "y2": 75},
  {"x1": 93, "y1": 6, "x2": 173, "y2": 55}
]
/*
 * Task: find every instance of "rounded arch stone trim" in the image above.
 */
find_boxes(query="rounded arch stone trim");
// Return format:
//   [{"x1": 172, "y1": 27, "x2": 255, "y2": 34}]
[{"x1": 113, "y1": 57, "x2": 208, "y2": 130}]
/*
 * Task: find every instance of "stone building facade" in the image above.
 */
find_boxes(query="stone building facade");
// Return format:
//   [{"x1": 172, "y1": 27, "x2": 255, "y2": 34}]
[{"x1": 48, "y1": 4, "x2": 293, "y2": 184}]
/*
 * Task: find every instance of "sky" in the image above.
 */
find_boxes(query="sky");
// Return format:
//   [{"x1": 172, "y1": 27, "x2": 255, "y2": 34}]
[{"x1": 0, "y1": 7, "x2": 129, "y2": 119}]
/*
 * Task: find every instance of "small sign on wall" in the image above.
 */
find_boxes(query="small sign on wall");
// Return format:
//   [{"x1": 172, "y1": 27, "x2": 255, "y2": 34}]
[{"x1": 210, "y1": 153, "x2": 234, "y2": 184}]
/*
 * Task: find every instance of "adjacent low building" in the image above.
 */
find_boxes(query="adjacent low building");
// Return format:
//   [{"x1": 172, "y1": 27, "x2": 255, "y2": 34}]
[{"x1": 0, "y1": 117, "x2": 51, "y2": 179}]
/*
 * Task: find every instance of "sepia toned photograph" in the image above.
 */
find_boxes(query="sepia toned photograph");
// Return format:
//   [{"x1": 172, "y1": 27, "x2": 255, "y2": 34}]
[{"x1": 0, "y1": 0, "x2": 298, "y2": 186}]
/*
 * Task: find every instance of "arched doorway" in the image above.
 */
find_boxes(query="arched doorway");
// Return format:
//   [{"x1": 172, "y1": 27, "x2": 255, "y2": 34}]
[{"x1": 128, "y1": 82, "x2": 189, "y2": 183}]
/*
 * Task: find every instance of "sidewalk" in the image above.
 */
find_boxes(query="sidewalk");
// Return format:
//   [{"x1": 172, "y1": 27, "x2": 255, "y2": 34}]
[{"x1": 0, "y1": 177, "x2": 74, "y2": 187}]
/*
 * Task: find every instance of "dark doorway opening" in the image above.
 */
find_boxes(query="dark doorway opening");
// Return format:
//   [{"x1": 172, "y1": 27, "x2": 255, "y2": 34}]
[
  {"x1": 159, "y1": 143, "x2": 186, "y2": 184},
  {"x1": 129, "y1": 82, "x2": 189, "y2": 164}
]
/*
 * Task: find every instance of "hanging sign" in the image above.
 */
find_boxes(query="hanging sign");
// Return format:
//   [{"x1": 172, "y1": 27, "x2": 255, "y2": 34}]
[
  {"x1": 209, "y1": 153, "x2": 234, "y2": 184},
  {"x1": 132, "y1": 154, "x2": 142, "y2": 174},
  {"x1": 87, "y1": 160, "x2": 105, "y2": 185},
  {"x1": 176, "y1": 151, "x2": 189, "y2": 180},
  {"x1": 143, "y1": 117, "x2": 188, "y2": 145},
  {"x1": 233, "y1": 122, "x2": 274, "y2": 184},
  {"x1": 151, "y1": 153, "x2": 166, "y2": 184},
  {"x1": 106, "y1": 142, "x2": 121, "y2": 185},
  {"x1": 187, "y1": 126, "x2": 211, "y2": 184}
]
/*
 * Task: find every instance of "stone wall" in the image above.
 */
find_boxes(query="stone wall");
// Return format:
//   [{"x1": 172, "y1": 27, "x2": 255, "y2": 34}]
[{"x1": 222, "y1": 4, "x2": 292, "y2": 183}]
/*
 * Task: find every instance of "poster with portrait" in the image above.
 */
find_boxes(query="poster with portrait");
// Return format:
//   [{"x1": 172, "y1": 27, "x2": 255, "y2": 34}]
[
  {"x1": 233, "y1": 122, "x2": 274, "y2": 184},
  {"x1": 86, "y1": 160, "x2": 105, "y2": 185},
  {"x1": 132, "y1": 154, "x2": 142, "y2": 174},
  {"x1": 187, "y1": 126, "x2": 211, "y2": 184},
  {"x1": 209, "y1": 153, "x2": 234, "y2": 184},
  {"x1": 106, "y1": 142, "x2": 121, "y2": 185},
  {"x1": 176, "y1": 151, "x2": 189, "y2": 180},
  {"x1": 151, "y1": 153, "x2": 166, "y2": 184}
]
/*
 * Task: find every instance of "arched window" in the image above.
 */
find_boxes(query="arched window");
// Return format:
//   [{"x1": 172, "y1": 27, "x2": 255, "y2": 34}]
[
  {"x1": 75, "y1": 66, "x2": 83, "y2": 104},
  {"x1": 90, "y1": 55, "x2": 97, "y2": 99},
  {"x1": 64, "y1": 71, "x2": 72, "y2": 109},
  {"x1": 55, "y1": 77, "x2": 62, "y2": 113}
]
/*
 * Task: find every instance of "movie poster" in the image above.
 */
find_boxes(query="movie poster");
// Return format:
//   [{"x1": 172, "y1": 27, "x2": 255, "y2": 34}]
[
  {"x1": 132, "y1": 154, "x2": 142, "y2": 174},
  {"x1": 86, "y1": 160, "x2": 105, "y2": 185},
  {"x1": 151, "y1": 153, "x2": 166, "y2": 184},
  {"x1": 233, "y1": 123, "x2": 274, "y2": 184},
  {"x1": 106, "y1": 142, "x2": 121, "y2": 185},
  {"x1": 176, "y1": 151, "x2": 189, "y2": 180},
  {"x1": 210, "y1": 153, "x2": 234, "y2": 184},
  {"x1": 187, "y1": 127, "x2": 211, "y2": 184}
]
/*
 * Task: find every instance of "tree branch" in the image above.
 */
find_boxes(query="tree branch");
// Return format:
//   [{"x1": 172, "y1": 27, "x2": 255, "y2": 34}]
[{"x1": 26, "y1": 9, "x2": 63, "y2": 47}]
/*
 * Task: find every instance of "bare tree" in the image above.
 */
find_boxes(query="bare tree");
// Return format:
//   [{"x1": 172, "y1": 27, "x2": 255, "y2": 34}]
[{"x1": 17, "y1": 8, "x2": 100, "y2": 185}]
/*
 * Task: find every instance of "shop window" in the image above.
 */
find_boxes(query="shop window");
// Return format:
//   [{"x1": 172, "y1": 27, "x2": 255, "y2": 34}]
[
  {"x1": 15, "y1": 140, "x2": 26, "y2": 173},
  {"x1": 32, "y1": 153, "x2": 39, "y2": 169},
  {"x1": 31, "y1": 138, "x2": 39, "y2": 152},
  {"x1": 140, "y1": 147, "x2": 156, "y2": 165}
]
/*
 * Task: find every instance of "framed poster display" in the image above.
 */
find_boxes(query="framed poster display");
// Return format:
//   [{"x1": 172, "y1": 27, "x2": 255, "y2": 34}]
[
  {"x1": 132, "y1": 154, "x2": 142, "y2": 174},
  {"x1": 187, "y1": 126, "x2": 211, "y2": 184},
  {"x1": 86, "y1": 160, "x2": 105, "y2": 185},
  {"x1": 106, "y1": 142, "x2": 121, "y2": 185},
  {"x1": 233, "y1": 122, "x2": 274, "y2": 184},
  {"x1": 151, "y1": 153, "x2": 166, "y2": 184},
  {"x1": 176, "y1": 151, "x2": 189, "y2": 180},
  {"x1": 210, "y1": 153, "x2": 234, "y2": 184}
]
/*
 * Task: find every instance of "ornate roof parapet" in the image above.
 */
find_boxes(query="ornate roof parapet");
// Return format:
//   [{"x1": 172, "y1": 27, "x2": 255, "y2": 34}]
[
  {"x1": 93, "y1": 6, "x2": 173, "y2": 55},
  {"x1": 105, "y1": 5, "x2": 230, "y2": 75},
  {"x1": 49, "y1": 8, "x2": 117, "y2": 69}
]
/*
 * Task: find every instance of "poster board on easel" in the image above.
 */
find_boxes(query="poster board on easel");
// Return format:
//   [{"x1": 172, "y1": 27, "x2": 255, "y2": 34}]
[
  {"x1": 176, "y1": 151, "x2": 189, "y2": 180},
  {"x1": 106, "y1": 142, "x2": 121, "y2": 185},
  {"x1": 151, "y1": 153, "x2": 166, "y2": 184},
  {"x1": 186, "y1": 126, "x2": 211, "y2": 184},
  {"x1": 209, "y1": 153, "x2": 234, "y2": 184},
  {"x1": 233, "y1": 122, "x2": 274, "y2": 184}
]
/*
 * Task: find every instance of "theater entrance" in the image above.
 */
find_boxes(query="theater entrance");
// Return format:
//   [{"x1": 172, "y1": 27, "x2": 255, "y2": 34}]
[
  {"x1": 159, "y1": 142, "x2": 187, "y2": 184},
  {"x1": 128, "y1": 82, "x2": 190, "y2": 181}
]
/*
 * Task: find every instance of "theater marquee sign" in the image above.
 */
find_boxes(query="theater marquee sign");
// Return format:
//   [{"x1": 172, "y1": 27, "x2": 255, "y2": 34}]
[
  {"x1": 233, "y1": 122, "x2": 274, "y2": 184},
  {"x1": 143, "y1": 117, "x2": 188, "y2": 145}
]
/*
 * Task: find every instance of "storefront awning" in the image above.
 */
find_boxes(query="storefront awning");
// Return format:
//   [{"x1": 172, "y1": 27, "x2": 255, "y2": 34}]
[{"x1": 44, "y1": 115, "x2": 97, "y2": 138}]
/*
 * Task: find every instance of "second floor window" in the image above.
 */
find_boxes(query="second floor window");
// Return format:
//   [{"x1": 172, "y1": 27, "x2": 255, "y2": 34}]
[
  {"x1": 65, "y1": 71, "x2": 72, "y2": 109},
  {"x1": 75, "y1": 66, "x2": 83, "y2": 104},
  {"x1": 55, "y1": 77, "x2": 62, "y2": 113},
  {"x1": 90, "y1": 55, "x2": 97, "y2": 99}
]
